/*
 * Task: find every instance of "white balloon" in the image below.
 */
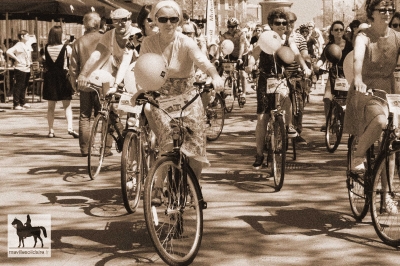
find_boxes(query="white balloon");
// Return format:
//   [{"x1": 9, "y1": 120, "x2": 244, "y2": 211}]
[
  {"x1": 221, "y1": 39, "x2": 234, "y2": 55},
  {"x1": 134, "y1": 53, "x2": 167, "y2": 91},
  {"x1": 258, "y1": 31, "x2": 282, "y2": 54},
  {"x1": 343, "y1": 51, "x2": 354, "y2": 84}
]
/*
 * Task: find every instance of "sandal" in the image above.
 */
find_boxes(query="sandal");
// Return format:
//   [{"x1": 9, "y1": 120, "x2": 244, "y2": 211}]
[{"x1": 48, "y1": 132, "x2": 55, "y2": 138}]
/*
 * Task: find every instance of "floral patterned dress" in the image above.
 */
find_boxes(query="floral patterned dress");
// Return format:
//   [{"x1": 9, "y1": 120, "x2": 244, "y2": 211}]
[{"x1": 140, "y1": 33, "x2": 215, "y2": 166}]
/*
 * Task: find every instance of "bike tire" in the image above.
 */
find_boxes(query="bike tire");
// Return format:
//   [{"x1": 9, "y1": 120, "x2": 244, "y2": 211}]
[
  {"x1": 143, "y1": 156, "x2": 204, "y2": 265},
  {"x1": 121, "y1": 131, "x2": 142, "y2": 214},
  {"x1": 224, "y1": 77, "x2": 235, "y2": 113},
  {"x1": 272, "y1": 115, "x2": 286, "y2": 191},
  {"x1": 88, "y1": 115, "x2": 107, "y2": 180},
  {"x1": 206, "y1": 92, "x2": 225, "y2": 141},
  {"x1": 347, "y1": 135, "x2": 369, "y2": 220},
  {"x1": 370, "y1": 153, "x2": 400, "y2": 247},
  {"x1": 325, "y1": 103, "x2": 343, "y2": 153}
]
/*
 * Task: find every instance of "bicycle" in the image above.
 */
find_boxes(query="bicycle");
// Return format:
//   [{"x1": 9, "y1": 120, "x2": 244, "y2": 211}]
[
  {"x1": 87, "y1": 82, "x2": 125, "y2": 180},
  {"x1": 262, "y1": 76, "x2": 288, "y2": 191},
  {"x1": 325, "y1": 76, "x2": 348, "y2": 153},
  {"x1": 199, "y1": 82, "x2": 225, "y2": 141},
  {"x1": 347, "y1": 89, "x2": 400, "y2": 247},
  {"x1": 286, "y1": 70, "x2": 307, "y2": 160},
  {"x1": 119, "y1": 92, "x2": 158, "y2": 214},
  {"x1": 142, "y1": 83, "x2": 210, "y2": 265},
  {"x1": 221, "y1": 60, "x2": 246, "y2": 112}
]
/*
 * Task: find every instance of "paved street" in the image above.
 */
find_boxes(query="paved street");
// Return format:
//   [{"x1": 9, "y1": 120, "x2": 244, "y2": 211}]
[{"x1": 1, "y1": 77, "x2": 400, "y2": 265}]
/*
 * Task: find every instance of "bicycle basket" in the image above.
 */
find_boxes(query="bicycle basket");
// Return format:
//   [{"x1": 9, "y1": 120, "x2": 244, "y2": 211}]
[
  {"x1": 222, "y1": 62, "x2": 236, "y2": 72},
  {"x1": 386, "y1": 94, "x2": 400, "y2": 128}
]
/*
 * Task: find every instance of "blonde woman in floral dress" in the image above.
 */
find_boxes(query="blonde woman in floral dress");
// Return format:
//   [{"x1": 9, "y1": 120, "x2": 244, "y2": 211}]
[{"x1": 139, "y1": 0, "x2": 223, "y2": 179}]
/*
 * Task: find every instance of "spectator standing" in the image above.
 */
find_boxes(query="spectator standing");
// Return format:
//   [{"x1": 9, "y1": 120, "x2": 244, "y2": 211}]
[
  {"x1": 69, "y1": 12, "x2": 103, "y2": 157},
  {"x1": 42, "y1": 26, "x2": 78, "y2": 138},
  {"x1": 344, "y1": 19, "x2": 361, "y2": 44},
  {"x1": 6, "y1": 30, "x2": 32, "y2": 110}
]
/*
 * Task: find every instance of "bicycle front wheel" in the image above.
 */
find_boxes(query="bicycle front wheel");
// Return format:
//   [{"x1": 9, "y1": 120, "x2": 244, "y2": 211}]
[
  {"x1": 143, "y1": 156, "x2": 204, "y2": 266},
  {"x1": 272, "y1": 115, "x2": 286, "y2": 191},
  {"x1": 223, "y1": 76, "x2": 235, "y2": 113},
  {"x1": 325, "y1": 102, "x2": 343, "y2": 153},
  {"x1": 347, "y1": 135, "x2": 369, "y2": 220},
  {"x1": 370, "y1": 154, "x2": 400, "y2": 247},
  {"x1": 206, "y1": 92, "x2": 225, "y2": 141},
  {"x1": 88, "y1": 115, "x2": 107, "y2": 180},
  {"x1": 121, "y1": 131, "x2": 142, "y2": 214}
]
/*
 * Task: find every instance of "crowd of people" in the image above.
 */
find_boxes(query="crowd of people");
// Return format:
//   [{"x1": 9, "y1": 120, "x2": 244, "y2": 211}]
[{"x1": 3, "y1": 0, "x2": 400, "y2": 214}]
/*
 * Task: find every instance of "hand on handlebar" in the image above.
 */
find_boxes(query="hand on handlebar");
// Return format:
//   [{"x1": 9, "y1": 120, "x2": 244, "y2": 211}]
[
  {"x1": 303, "y1": 67, "x2": 312, "y2": 78},
  {"x1": 77, "y1": 75, "x2": 89, "y2": 91},
  {"x1": 212, "y1": 75, "x2": 224, "y2": 92},
  {"x1": 354, "y1": 78, "x2": 367, "y2": 94}
]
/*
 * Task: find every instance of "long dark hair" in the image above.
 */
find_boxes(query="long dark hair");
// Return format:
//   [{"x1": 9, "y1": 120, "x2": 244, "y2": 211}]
[
  {"x1": 328, "y1": 20, "x2": 345, "y2": 44},
  {"x1": 137, "y1": 4, "x2": 152, "y2": 36},
  {"x1": 47, "y1": 26, "x2": 63, "y2": 45}
]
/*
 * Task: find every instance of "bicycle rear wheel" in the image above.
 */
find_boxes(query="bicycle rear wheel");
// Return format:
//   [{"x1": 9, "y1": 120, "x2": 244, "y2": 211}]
[
  {"x1": 88, "y1": 115, "x2": 107, "y2": 180},
  {"x1": 121, "y1": 131, "x2": 142, "y2": 213},
  {"x1": 325, "y1": 102, "x2": 343, "y2": 153},
  {"x1": 370, "y1": 154, "x2": 400, "y2": 247},
  {"x1": 272, "y1": 115, "x2": 286, "y2": 191},
  {"x1": 347, "y1": 135, "x2": 369, "y2": 220},
  {"x1": 223, "y1": 76, "x2": 235, "y2": 113},
  {"x1": 143, "y1": 156, "x2": 204, "y2": 265},
  {"x1": 206, "y1": 92, "x2": 225, "y2": 141}
]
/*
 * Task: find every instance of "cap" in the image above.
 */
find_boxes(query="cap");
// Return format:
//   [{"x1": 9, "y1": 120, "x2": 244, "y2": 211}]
[{"x1": 110, "y1": 8, "x2": 131, "y2": 19}]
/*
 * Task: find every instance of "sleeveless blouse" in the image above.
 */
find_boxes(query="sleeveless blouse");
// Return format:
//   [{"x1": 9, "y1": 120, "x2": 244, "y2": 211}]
[{"x1": 343, "y1": 28, "x2": 400, "y2": 136}]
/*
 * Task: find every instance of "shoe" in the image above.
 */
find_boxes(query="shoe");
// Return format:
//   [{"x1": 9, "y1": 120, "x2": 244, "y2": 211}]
[
  {"x1": 253, "y1": 154, "x2": 264, "y2": 169},
  {"x1": 68, "y1": 130, "x2": 79, "y2": 138},
  {"x1": 385, "y1": 196, "x2": 398, "y2": 215},
  {"x1": 13, "y1": 106, "x2": 25, "y2": 110},
  {"x1": 320, "y1": 125, "x2": 327, "y2": 132},
  {"x1": 81, "y1": 153, "x2": 88, "y2": 157},
  {"x1": 351, "y1": 157, "x2": 365, "y2": 174},
  {"x1": 151, "y1": 188, "x2": 163, "y2": 206},
  {"x1": 22, "y1": 104, "x2": 31, "y2": 108},
  {"x1": 287, "y1": 126, "x2": 298, "y2": 138},
  {"x1": 48, "y1": 132, "x2": 55, "y2": 138},
  {"x1": 295, "y1": 135, "x2": 307, "y2": 145},
  {"x1": 104, "y1": 150, "x2": 113, "y2": 157}
]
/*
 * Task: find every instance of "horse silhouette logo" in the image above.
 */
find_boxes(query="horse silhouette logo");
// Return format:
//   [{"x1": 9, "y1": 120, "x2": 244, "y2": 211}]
[{"x1": 11, "y1": 215, "x2": 47, "y2": 248}]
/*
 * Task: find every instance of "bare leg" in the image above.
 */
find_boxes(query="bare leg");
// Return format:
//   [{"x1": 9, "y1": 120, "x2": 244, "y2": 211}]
[
  {"x1": 47, "y1": 100, "x2": 56, "y2": 133},
  {"x1": 255, "y1": 113, "x2": 269, "y2": 156},
  {"x1": 62, "y1": 100, "x2": 73, "y2": 131},
  {"x1": 354, "y1": 114, "x2": 386, "y2": 158}
]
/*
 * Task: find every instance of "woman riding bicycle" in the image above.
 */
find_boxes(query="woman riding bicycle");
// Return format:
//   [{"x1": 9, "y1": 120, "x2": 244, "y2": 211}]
[
  {"x1": 344, "y1": 0, "x2": 400, "y2": 214},
  {"x1": 138, "y1": 0, "x2": 223, "y2": 179},
  {"x1": 314, "y1": 20, "x2": 353, "y2": 132}
]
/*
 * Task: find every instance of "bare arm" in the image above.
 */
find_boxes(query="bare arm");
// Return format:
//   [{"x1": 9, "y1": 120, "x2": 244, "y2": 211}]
[{"x1": 353, "y1": 33, "x2": 367, "y2": 93}]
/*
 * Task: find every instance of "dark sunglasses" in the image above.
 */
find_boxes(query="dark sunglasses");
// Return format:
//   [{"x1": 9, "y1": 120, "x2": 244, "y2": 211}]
[
  {"x1": 374, "y1": 8, "x2": 395, "y2": 14},
  {"x1": 146, "y1": 18, "x2": 153, "y2": 23},
  {"x1": 228, "y1": 26, "x2": 236, "y2": 29},
  {"x1": 182, "y1": 32, "x2": 194, "y2": 35},
  {"x1": 273, "y1": 21, "x2": 287, "y2": 26},
  {"x1": 112, "y1": 17, "x2": 129, "y2": 24},
  {"x1": 300, "y1": 30, "x2": 309, "y2": 34},
  {"x1": 392, "y1": 23, "x2": 400, "y2": 28},
  {"x1": 255, "y1": 29, "x2": 261, "y2": 32},
  {"x1": 333, "y1": 28, "x2": 344, "y2": 32},
  {"x1": 157, "y1": 16, "x2": 179, "y2": 23}
]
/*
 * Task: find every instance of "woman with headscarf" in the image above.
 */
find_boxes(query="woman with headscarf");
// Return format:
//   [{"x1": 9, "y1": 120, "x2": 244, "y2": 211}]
[{"x1": 138, "y1": 0, "x2": 224, "y2": 181}]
